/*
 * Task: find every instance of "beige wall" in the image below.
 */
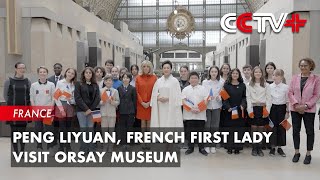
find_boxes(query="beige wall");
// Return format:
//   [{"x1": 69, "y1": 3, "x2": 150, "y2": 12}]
[{"x1": 0, "y1": 0, "x2": 143, "y2": 102}]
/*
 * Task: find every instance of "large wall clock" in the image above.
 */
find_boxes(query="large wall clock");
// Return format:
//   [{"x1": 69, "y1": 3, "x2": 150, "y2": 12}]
[{"x1": 167, "y1": 6, "x2": 195, "y2": 40}]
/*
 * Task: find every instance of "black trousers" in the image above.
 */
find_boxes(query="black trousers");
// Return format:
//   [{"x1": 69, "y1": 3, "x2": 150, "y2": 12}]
[
  {"x1": 119, "y1": 114, "x2": 135, "y2": 145},
  {"x1": 291, "y1": 111, "x2": 315, "y2": 151},
  {"x1": 269, "y1": 104, "x2": 286, "y2": 147},
  {"x1": 185, "y1": 120, "x2": 205, "y2": 149},
  {"x1": 10, "y1": 124, "x2": 27, "y2": 153}
]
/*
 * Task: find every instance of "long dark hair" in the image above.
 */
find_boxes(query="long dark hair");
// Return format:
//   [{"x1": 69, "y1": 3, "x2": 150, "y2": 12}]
[
  {"x1": 225, "y1": 68, "x2": 243, "y2": 85},
  {"x1": 80, "y1": 67, "x2": 97, "y2": 84},
  {"x1": 220, "y1": 63, "x2": 231, "y2": 78},
  {"x1": 207, "y1": 66, "x2": 220, "y2": 81},
  {"x1": 130, "y1": 64, "x2": 139, "y2": 75},
  {"x1": 265, "y1": 62, "x2": 276, "y2": 79}
]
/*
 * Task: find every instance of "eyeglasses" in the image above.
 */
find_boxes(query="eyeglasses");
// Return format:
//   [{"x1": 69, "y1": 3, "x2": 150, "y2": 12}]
[
  {"x1": 16, "y1": 67, "x2": 26, "y2": 69},
  {"x1": 299, "y1": 65, "x2": 309, "y2": 68}
]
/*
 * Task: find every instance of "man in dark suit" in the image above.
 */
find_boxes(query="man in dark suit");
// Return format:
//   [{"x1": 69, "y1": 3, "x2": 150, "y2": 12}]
[
  {"x1": 47, "y1": 63, "x2": 64, "y2": 151},
  {"x1": 48, "y1": 63, "x2": 64, "y2": 85}
]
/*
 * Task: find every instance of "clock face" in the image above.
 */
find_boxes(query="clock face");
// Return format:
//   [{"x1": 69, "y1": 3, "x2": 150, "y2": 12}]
[{"x1": 173, "y1": 15, "x2": 188, "y2": 32}]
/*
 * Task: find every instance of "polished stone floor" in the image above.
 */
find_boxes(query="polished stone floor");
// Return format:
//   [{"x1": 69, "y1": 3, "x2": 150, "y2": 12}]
[{"x1": 0, "y1": 107, "x2": 319, "y2": 180}]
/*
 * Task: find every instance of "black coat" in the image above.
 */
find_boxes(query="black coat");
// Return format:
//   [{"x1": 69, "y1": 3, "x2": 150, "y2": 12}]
[
  {"x1": 117, "y1": 84, "x2": 137, "y2": 115},
  {"x1": 74, "y1": 82, "x2": 100, "y2": 112}
]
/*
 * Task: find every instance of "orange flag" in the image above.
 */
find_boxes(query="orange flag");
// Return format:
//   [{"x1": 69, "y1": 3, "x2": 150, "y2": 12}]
[
  {"x1": 231, "y1": 107, "x2": 239, "y2": 120},
  {"x1": 197, "y1": 100, "x2": 207, "y2": 112},
  {"x1": 62, "y1": 91, "x2": 72, "y2": 99},
  {"x1": 43, "y1": 116, "x2": 54, "y2": 126},
  {"x1": 219, "y1": 89, "x2": 230, "y2": 100},
  {"x1": 53, "y1": 89, "x2": 62, "y2": 100},
  {"x1": 247, "y1": 108, "x2": 254, "y2": 118},
  {"x1": 101, "y1": 91, "x2": 108, "y2": 102},
  {"x1": 280, "y1": 119, "x2": 292, "y2": 131},
  {"x1": 263, "y1": 106, "x2": 269, "y2": 117},
  {"x1": 183, "y1": 103, "x2": 192, "y2": 112}
]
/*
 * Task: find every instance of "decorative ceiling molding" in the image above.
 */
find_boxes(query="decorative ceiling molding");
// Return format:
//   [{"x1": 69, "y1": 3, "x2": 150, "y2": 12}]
[{"x1": 74, "y1": 0, "x2": 122, "y2": 23}]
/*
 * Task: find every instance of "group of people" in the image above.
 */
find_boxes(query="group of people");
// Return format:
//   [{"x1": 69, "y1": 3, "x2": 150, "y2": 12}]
[{"x1": 3, "y1": 57, "x2": 320, "y2": 165}]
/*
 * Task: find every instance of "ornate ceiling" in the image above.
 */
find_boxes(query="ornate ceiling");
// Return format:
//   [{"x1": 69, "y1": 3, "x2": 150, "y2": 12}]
[
  {"x1": 73, "y1": 0, "x2": 269, "y2": 24},
  {"x1": 73, "y1": 0, "x2": 123, "y2": 22}
]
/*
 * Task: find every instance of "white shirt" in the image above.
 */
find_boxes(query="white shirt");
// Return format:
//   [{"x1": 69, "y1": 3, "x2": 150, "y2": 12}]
[
  {"x1": 243, "y1": 76, "x2": 251, "y2": 85},
  {"x1": 182, "y1": 85, "x2": 208, "y2": 121},
  {"x1": 30, "y1": 81, "x2": 55, "y2": 106},
  {"x1": 55, "y1": 79, "x2": 75, "y2": 111},
  {"x1": 269, "y1": 82, "x2": 289, "y2": 105},
  {"x1": 246, "y1": 83, "x2": 271, "y2": 112},
  {"x1": 202, "y1": 79, "x2": 223, "y2": 109}
]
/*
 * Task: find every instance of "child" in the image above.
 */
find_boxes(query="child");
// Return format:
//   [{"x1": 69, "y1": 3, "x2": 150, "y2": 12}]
[
  {"x1": 269, "y1": 69, "x2": 289, "y2": 157},
  {"x1": 30, "y1": 66, "x2": 55, "y2": 151},
  {"x1": 242, "y1": 65, "x2": 252, "y2": 85},
  {"x1": 246, "y1": 66, "x2": 271, "y2": 157},
  {"x1": 182, "y1": 71, "x2": 208, "y2": 156},
  {"x1": 117, "y1": 73, "x2": 137, "y2": 151},
  {"x1": 100, "y1": 75, "x2": 120, "y2": 152},
  {"x1": 202, "y1": 66, "x2": 223, "y2": 154}
]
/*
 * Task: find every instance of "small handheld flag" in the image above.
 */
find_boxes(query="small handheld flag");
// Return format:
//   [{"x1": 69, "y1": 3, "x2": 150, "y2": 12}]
[
  {"x1": 231, "y1": 106, "x2": 239, "y2": 120},
  {"x1": 219, "y1": 89, "x2": 230, "y2": 100},
  {"x1": 91, "y1": 110, "x2": 102, "y2": 123},
  {"x1": 280, "y1": 119, "x2": 292, "y2": 131},
  {"x1": 62, "y1": 91, "x2": 72, "y2": 99},
  {"x1": 197, "y1": 100, "x2": 207, "y2": 112},
  {"x1": 53, "y1": 89, "x2": 62, "y2": 100},
  {"x1": 183, "y1": 98, "x2": 194, "y2": 112},
  {"x1": 43, "y1": 116, "x2": 54, "y2": 126},
  {"x1": 263, "y1": 106, "x2": 269, "y2": 117},
  {"x1": 207, "y1": 88, "x2": 214, "y2": 101},
  {"x1": 247, "y1": 108, "x2": 254, "y2": 118},
  {"x1": 101, "y1": 91, "x2": 109, "y2": 102}
]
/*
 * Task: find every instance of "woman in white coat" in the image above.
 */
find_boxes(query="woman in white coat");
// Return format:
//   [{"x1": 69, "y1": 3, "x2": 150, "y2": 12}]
[{"x1": 150, "y1": 60, "x2": 183, "y2": 128}]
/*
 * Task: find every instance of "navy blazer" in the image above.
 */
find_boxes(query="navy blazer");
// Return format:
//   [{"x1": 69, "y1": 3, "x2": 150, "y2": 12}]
[
  {"x1": 74, "y1": 82, "x2": 101, "y2": 112},
  {"x1": 117, "y1": 84, "x2": 137, "y2": 115}
]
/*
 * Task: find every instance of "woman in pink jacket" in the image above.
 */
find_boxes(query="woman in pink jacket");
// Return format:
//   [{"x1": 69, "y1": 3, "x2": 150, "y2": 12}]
[{"x1": 288, "y1": 58, "x2": 320, "y2": 165}]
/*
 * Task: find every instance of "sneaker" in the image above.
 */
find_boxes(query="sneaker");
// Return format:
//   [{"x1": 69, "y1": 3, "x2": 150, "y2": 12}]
[
  {"x1": 199, "y1": 148, "x2": 208, "y2": 156},
  {"x1": 205, "y1": 147, "x2": 210, "y2": 153},
  {"x1": 269, "y1": 148, "x2": 276, "y2": 156},
  {"x1": 227, "y1": 149, "x2": 233, "y2": 154},
  {"x1": 185, "y1": 148, "x2": 194, "y2": 155},
  {"x1": 292, "y1": 153, "x2": 300, "y2": 163},
  {"x1": 258, "y1": 149, "x2": 264, "y2": 157},
  {"x1": 210, "y1": 147, "x2": 216, "y2": 154},
  {"x1": 277, "y1": 148, "x2": 286, "y2": 157},
  {"x1": 303, "y1": 155, "x2": 311, "y2": 165},
  {"x1": 252, "y1": 149, "x2": 258, "y2": 156},
  {"x1": 234, "y1": 150, "x2": 240, "y2": 154}
]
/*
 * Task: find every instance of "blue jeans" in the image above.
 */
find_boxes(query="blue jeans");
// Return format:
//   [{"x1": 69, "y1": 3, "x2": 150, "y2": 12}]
[{"x1": 76, "y1": 112, "x2": 94, "y2": 152}]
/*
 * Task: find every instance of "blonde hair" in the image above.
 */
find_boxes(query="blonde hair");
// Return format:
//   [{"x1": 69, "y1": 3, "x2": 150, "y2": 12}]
[
  {"x1": 273, "y1": 69, "x2": 286, "y2": 84},
  {"x1": 140, "y1": 60, "x2": 154, "y2": 75}
]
